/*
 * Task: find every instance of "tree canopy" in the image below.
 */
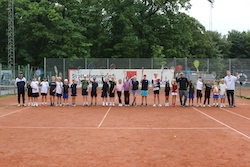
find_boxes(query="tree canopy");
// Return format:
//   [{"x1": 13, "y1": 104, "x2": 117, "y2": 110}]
[{"x1": 0, "y1": 0, "x2": 249, "y2": 67}]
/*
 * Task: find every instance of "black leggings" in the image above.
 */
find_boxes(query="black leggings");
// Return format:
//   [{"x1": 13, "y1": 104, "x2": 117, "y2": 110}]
[
  {"x1": 124, "y1": 91, "x2": 130, "y2": 105},
  {"x1": 117, "y1": 91, "x2": 122, "y2": 103},
  {"x1": 204, "y1": 97, "x2": 210, "y2": 105},
  {"x1": 227, "y1": 90, "x2": 235, "y2": 106},
  {"x1": 18, "y1": 89, "x2": 25, "y2": 104}
]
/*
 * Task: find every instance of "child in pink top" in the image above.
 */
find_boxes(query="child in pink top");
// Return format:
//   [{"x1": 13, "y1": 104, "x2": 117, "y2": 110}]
[{"x1": 116, "y1": 79, "x2": 123, "y2": 106}]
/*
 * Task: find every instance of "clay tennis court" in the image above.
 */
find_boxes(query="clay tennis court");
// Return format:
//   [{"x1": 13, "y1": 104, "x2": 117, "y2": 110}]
[{"x1": 0, "y1": 90, "x2": 250, "y2": 167}]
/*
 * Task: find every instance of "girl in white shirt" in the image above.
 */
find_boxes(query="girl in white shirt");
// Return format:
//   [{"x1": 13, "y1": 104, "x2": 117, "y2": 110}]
[
  {"x1": 56, "y1": 77, "x2": 63, "y2": 106},
  {"x1": 196, "y1": 71, "x2": 203, "y2": 107},
  {"x1": 30, "y1": 77, "x2": 39, "y2": 106},
  {"x1": 219, "y1": 79, "x2": 227, "y2": 108},
  {"x1": 40, "y1": 77, "x2": 49, "y2": 106}
]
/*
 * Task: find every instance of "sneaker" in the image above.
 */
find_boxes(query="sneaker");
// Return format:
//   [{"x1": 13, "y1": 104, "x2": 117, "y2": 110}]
[
  {"x1": 172, "y1": 104, "x2": 175, "y2": 107},
  {"x1": 18, "y1": 104, "x2": 21, "y2": 107},
  {"x1": 141, "y1": 103, "x2": 143, "y2": 107},
  {"x1": 158, "y1": 104, "x2": 162, "y2": 107},
  {"x1": 145, "y1": 104, "x2": 148, "y2": 107},
  {"x1": 208, "y1": 105, "x2": 211, "y2": 107},
  {"x1": 23, "y1": 104, "x2": 26, "y2": 106},
  {"x1": 203, "y1": 105, "x2": 206, "y2": 107},
  {"x1": 153, "y1": 104, "x2": 156, "y2": 107},
  {"x1": 165, "y1": 103, "x2": 168, "y2": 107}
]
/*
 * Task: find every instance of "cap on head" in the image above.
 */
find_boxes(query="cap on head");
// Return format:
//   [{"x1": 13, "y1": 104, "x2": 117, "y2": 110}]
[{"x1": 180, "y1": 72, "x2": 184, "y2": 75}]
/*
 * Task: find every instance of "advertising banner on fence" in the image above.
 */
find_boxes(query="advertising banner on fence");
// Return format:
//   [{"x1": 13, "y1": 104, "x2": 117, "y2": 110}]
[{"x1": 68, "y1": 69, "x2": 175, "y2": 87}]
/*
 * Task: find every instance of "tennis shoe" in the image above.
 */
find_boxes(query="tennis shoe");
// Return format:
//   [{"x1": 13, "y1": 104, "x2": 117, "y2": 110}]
[{"x1": 153, "y1": 104, "x2": 156, "y2": 107}]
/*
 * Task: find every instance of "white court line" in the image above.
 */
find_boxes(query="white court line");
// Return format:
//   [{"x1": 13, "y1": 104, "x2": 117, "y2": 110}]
[
  {"x1": 98, "y1": 107, "x2": 112, "y2": 128},
  {"x1": 220, "y1": 108, "x2": 250, "y2": 121},
  {"x1": 0, "y1": 107, "x2": 30, "y2": 118},
  {"x1": 0, "y1": 126, "x2": 228, "y2": 130},
  {"x1": 192, "y1": 107, "x2": 250, "y2": 140}
]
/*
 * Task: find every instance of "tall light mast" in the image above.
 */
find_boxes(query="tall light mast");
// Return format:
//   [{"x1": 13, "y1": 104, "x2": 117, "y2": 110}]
[
  {"x1": 208, "y1": 0, "x2": 214, "y2": 31},
  {"x1": 8, "y1": 0, "x2": 15, "y2": 78}
]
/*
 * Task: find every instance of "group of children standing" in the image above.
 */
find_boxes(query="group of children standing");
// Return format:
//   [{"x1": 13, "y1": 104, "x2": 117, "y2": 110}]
[
  {"x1": 25, "y1": 71, "x2": 228, "y2": 108},
  {"x1": 171, "y1": 72, "x2": 228, "y2": 108},
  {"x1": 26, "y1": 76, "x2": 74, "y2": 106}
]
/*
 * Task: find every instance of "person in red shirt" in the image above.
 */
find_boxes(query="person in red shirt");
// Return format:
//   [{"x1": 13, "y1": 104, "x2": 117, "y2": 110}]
[{"x1": 171, "y1": 79, "x2": 178, "y2": 107}]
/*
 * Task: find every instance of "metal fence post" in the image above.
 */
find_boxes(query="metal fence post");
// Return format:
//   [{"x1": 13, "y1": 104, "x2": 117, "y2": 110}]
[
  {"x1": 185, "y1": 57, "x2": 187, "y2": 71},
  {"x1": 107, "y1": 58, "x2": 109, "y2": 69},
  {"x1": 229, "y1": 58, "x2": 231, "y2": 72},
  {"x1": 151, "y1": 58, "x2": 153, "y2": 69},
  {"x1": 85, "y1": 58, "x2": 87, "y2": 69},
  {"x1": 63, "y1": 58, "x2": 66, "y2": 79},
  {"x1": 44, "y1": 57, "x2": 46, "y2": 79},
  {"x1": 207, "y1": 58, "x2": 209, "y2": 73},
  {"x1": 129, "y1": 58, "x2": 131, "y2": 69}
]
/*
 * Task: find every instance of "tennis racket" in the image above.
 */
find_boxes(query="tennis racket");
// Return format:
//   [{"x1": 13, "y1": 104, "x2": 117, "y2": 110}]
[
  {"x1": 99, "y1": 66, "x2": 106, "y2": 75},
  {"x1": 59, "y1": 72, "x2": 63, "y2": 79},
  {"x1": 88, "y1": 63, "x2": 94, "y2": 78},
  {"x1": 211, "y1": 71, "x2": 217, "y2": 79},
  {"x1": 54, "y1": 66, "x2": 58, "y2": 77},
  {"x1": 160, "y1": 65, "x2": 164, "y2": 81},
  {"x1": 175, "y1": 65, "x2": 183, "y2": 74},
  {"x1": 193, "y1": 60, "x2": 200, "y2": 72},
  {"x1": 141, "y1": 67, "x2": 144, "y2": 79},
  {"x1": 107, "y1": 63, "x2": 116, "y2": 75}
]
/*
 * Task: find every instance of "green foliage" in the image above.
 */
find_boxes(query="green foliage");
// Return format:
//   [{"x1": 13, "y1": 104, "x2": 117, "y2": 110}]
[{"x1": 0, "y1": 0, "x2": 249, "y2": 68}]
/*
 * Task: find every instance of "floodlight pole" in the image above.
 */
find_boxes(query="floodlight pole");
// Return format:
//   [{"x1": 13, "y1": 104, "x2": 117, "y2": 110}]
[
  {"x1": 208, "y1": 0, "x2": 214, "y2": 31},
  {"x1": 8, "y1": 0, "x2": 15, "y2": 79}
]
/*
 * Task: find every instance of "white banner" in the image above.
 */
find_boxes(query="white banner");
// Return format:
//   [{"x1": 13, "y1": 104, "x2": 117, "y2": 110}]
[{"x1": 68, "y1": 69, "x2": 175, "y2": 87}]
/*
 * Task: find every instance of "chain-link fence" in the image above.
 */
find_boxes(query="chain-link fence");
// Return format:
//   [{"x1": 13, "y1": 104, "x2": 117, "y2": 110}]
[
  {"x1": 1, "y1": 58, "x2": 250, "y2": 97},
  {"x1": 44, "y1": 57, "x2": 250, "y2": 81}
]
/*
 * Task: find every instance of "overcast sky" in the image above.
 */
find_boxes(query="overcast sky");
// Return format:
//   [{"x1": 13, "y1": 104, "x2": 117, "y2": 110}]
[{"x1": 187, "y1": 0, "x2": 250, "y2": 35}]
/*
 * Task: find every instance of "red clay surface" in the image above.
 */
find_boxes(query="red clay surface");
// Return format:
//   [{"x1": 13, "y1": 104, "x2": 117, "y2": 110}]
[{"x1": 0, "y1": 89, "x2": 250, "y2": 167}]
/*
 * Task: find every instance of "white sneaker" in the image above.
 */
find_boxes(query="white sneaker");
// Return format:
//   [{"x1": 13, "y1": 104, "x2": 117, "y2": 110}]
[
  {"x1": 153, "y1": 104, "x2": 156, "y2": 107},
  {"x1": 208, "y1": 105, "x2": 211, "y2": 107},
  {"x1": 158, "y1": 104, "x2": 162, "y2": 107},
  {"x1": 203, "y1": 105, "x2": 206, "y2": 107},
  {"x1": 17, "y1": 104, "x2": 21, "y2": 107}
]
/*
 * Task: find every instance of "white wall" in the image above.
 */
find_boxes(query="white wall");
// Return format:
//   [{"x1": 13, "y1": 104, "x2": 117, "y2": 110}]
[{"x1": 68, "y1": 69, "x2": 175, "y2": 87}]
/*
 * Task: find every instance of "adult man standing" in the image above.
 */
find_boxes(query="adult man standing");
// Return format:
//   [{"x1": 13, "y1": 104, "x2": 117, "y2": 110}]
[
  {"x1": 176, "y1": 72, "x2": 189, "y2": 107},
  {"x1": 224, "y1": 70, "x2": 239, "y2": 107},
  {"x1": 15, "y1": 72, "x2": 26, "y2": 106}
]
